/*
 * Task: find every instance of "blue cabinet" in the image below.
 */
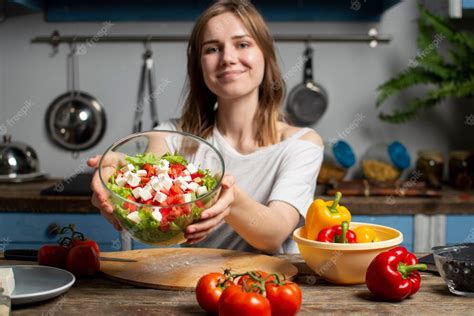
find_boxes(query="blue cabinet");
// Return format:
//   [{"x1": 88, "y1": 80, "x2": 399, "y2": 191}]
[
  {"x1": 0, "y1": 213, "x2": 120, "y2": 252},
  {"x1": 352, "y1": 215, "x2": 413, "y2": 251},
  {"x1": 7, "y1": 0, "x2": 401, "y2": 22},
  {"x1": 446, "y1": 215, "x2": 474, "y2": 245}
]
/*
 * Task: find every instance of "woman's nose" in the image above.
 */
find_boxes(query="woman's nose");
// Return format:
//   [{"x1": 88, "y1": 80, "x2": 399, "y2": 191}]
[{"x1": 220, "y1": 45, "x2": 237, "y2": 66}]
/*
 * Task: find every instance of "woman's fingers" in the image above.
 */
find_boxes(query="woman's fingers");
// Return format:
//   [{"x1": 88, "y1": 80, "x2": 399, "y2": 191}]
[
  {"x1": 221, "y1": 174, "x2": 235, "y2": 189},
  {"x1": 87, "y1": 155, "x2": 101, "y2": 168},
  {"x1": 185, "y1": 209, "x2": 228, "y2": 240},
  {"x1": 200, "y1": 186, "x2": 234, "y2": 220}
]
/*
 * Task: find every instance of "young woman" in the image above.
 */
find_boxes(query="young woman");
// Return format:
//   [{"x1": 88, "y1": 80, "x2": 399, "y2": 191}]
[{"x1": 88, "y1": 0, "x2": 323, "y2": 254}]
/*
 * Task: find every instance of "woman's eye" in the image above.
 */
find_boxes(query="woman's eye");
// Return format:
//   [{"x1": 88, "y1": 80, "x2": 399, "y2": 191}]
[
  {"x1": 204, "y1": 46, "x2": 219, "y2": 54},
  {"x1": 238, "y1": 42, "x2": 250, "y2": 49}
]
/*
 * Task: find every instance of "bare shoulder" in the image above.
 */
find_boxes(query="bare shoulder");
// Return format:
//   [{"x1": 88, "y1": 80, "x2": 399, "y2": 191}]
[{"x1": 278, "y1": 122, "x2": 323, "y2": 147}]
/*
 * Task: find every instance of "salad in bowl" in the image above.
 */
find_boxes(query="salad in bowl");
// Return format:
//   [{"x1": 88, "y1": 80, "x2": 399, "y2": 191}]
[{"x1": 99, "y1": 130, "x2": 224, "y2": 246}]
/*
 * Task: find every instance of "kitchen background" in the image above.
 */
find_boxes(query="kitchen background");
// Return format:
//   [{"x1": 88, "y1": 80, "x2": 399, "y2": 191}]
[
  {"x1": 1, "y1": 0, "x2": 473, "y2": 178},
  {"x1": 0, "y1": 0, "x2": 473, "y2": 254}
]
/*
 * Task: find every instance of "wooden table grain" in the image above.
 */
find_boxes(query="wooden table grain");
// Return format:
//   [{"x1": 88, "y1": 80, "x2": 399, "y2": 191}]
[{"x1": 2, "y1": 254, "x2": 473, "y2": 315}]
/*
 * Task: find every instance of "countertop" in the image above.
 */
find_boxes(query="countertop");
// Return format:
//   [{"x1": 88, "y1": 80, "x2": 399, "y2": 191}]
[
  {"x1": 1, "y1": 254, "x2": 472, "y2": 315},
  {"x1": 0, "y1": 179, "x2": 473, "y2": 214}
]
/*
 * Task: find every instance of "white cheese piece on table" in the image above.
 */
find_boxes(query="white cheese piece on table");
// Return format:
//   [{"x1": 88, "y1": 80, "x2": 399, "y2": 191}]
[
  {"x1": 0, "y1": 268, "x2": 15, "y2": 297},
  {"x1": 197, "y1": 186, "x2": 208, "y2": 196},
  {"x1": 127, "y1": 211, "x2": 141, "y2": 224}
]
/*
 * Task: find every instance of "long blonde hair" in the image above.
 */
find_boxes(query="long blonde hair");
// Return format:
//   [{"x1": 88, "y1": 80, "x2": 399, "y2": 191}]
[{"x1": 180, "y1": 0, "x2": 285, "y2": 146}]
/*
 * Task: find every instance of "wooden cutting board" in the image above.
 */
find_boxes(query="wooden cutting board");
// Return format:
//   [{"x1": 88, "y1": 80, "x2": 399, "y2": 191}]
[{"x1": 100, "y1": 248, "x2": 298, "y2": 290}]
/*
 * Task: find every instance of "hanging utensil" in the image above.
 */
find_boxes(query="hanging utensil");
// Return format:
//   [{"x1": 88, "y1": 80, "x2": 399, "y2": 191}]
[
  {"x1": 133, "y1": 40, "x2": 159, "y2": 133},
  {"x1": 45, "y1": 42, "x2": 107, "y2": 156},
  {"x1": 285, "y1": 42, "x2": 328, "y2": 126}
]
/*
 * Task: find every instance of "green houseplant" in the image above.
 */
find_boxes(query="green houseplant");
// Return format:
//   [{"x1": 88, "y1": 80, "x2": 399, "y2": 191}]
[{"x1": 376, "y1": 3, "x2": 474, "y2": 123}]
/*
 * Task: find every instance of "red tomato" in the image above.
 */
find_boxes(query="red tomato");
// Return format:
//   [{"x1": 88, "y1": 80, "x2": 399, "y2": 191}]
[
  {"x1": 195, "y1": 272, "x2": 233, "y2": 313},
  {"x1": 195, "y1": 200, "x2": 205, "y2": 209},
  {"x1": 70, "y1": 238, "x2": 100, "y2": 256},
  {"x1": 38, "y1": 245, "x2": 68, "y2": 268},
  {"x1": 191, "y1": 172, "x2": 202, "y2": 180},
  {"x1": 124, "y1": 195, "x2": 137, "y2": 212},
  {"x1": 140, "y1": 177, "x2": 151, "y2": 185},
  {"x1": 143, "y1": 163, "x2": 155, "y2": 176},
  {"x1": 218, "y1": 285, "x2": 271, "y2": 316},
  {"x1": 170, "y1": 184, "x2": 184, "y2": 195},
  {"x1": 169, "y1": 163, "x2": 186, "y2": 178},
  {"x1": 66, "y1": 245, "x2": 100, "y2": 277},
  {"x1": 237, "y1": 271, "x2": 275, "y2": 292},
  {"x1": 265, "y1": 281, "x2": 302, "y2": 316}
]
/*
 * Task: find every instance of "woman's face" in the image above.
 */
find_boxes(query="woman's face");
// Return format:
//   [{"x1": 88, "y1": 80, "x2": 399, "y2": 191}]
[{"x1": 200, "y1": 12, "x2": 265, "y2": 100}]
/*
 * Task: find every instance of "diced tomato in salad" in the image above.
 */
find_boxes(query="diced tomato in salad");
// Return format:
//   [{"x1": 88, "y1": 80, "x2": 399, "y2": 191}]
[{"x1": 107, "y1": 152, "x2": 217, "y2": 231}]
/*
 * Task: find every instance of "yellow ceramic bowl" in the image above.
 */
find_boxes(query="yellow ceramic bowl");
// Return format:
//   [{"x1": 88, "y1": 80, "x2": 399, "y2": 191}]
[{"x1": 293, "y1": 222, "x2": 403, "y2": 285}]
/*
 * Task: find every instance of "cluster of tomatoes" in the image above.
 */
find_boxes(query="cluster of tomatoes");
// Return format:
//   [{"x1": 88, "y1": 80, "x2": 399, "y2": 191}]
[
  {"x1": 38, "y1": 224, "x2": 100, "y2": 277},
  {"x1": 195, "y1": 270, "x2": 302, "y2": 316}
]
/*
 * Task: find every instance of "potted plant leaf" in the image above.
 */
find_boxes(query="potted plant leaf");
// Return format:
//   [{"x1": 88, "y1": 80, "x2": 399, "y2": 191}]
[{"x1": 376, "y1": 3, "x2": 474, "y2": 123}]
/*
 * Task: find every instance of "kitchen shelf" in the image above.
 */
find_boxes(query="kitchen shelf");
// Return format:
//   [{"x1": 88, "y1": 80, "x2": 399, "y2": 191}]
[{"x1": 0, "y1": 178, "x2": 473, "y2": 214}]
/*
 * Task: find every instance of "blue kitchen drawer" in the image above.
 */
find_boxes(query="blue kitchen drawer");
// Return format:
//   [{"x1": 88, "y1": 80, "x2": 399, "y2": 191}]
[
  {"x1": 0, "y1": 213, "x2": 120, "y2": 252},
  {"x1": 352, "y1": 215, "x2": 413, "y2": 251},
  {"x1": 446, "y1": 215, "x2": 474, "y2": 245}
]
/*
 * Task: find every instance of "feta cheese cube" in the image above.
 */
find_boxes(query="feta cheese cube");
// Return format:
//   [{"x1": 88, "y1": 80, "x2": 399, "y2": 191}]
[
  {"x1": 183, "y1": 169, "x2": 191, "y2": 176},
  {"x1": 0, "y1": 268, "x2": 15, "y2": 297},
  {"x1": 121, "y1": 163, "x2": 135, "y2": 173},
  {"x1": 197, "y1": 185, "x2": 208, "y2": 196},
  {"x1": 194, "y1": 177, "x2": 202, "y2": 184},
  {"x1": 139, "y1": 187, "x2": 153, "y2": 201},
  {"x1": 187, "y1": 182, "x2": 199, "y2": 192},
  {"x1": 153, "y1": 191, "x2": 167, "y2": 203},
  {"x1": 127, "y1": 211, "x2": 141, "y2": 224},
  {"x1": 115, "y1": 175, "x2": 127, "y2": 187},
  {"x1": 183, "y1": 175, "x2": 192, "y2": 182},
  {"x1": 152, "y1": 208, "x2": 162, "y2": 222},
  {"x1": 186, "y1": 163, "x2": 198, "y2": 174},
  {"x1": 132, "y1": 187, "x2": 143, "y2": 199},
  {"x1": 158, "y1": 173, "x2": 173, "y2": 190},
  {"x1": 183, "y1": 193, "x2": 192, "y2": 203},
  {"x1": 150, "y1": 177, "x2": 162, "y2": 191},
  {"x1": 155, "y1": 159, "x2": 170, "y2": 173},
  {"x1": 126, "y1": 172, "x2": 141, "y2": 187},
  {"x1": 174, "y1": 176, "x2": 188, "y2": 190},
  {"x1": 136, "y1": 169, "x2": 147, "y2": 177}
]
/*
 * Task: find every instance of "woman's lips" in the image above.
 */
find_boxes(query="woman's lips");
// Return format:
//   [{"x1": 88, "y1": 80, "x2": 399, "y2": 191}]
[{"x1": 217, "y1": 70, "x2": 246, "y2": 82}]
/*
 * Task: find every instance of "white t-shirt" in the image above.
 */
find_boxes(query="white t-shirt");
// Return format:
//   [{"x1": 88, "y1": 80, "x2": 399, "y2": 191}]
[{"x1": 155, "y1": 119, "x2": 323, "y2": 253}]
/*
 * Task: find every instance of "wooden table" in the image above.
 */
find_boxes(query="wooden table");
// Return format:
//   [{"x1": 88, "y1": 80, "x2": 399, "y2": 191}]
[{"x1": 2, "y1": 254, "x2": 473, "y2": 315}]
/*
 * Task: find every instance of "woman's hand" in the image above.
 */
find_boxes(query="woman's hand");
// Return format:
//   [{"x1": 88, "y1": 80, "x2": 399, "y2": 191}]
[
  {"x1": 185, "y1": 174, "x2": 235, "y2": 244},
  {"x1": 87, "y1": 154, "x2": 123, "y2": 231}
]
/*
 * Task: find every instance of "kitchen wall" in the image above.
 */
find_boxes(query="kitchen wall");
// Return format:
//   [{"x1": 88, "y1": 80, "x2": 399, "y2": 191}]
[{"x1": 1, "y1": 1, "x2": 473, "y2": 178}]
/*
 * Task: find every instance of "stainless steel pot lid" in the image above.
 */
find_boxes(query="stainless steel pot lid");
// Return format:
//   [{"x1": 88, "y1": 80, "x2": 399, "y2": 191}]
[{"x1": 0, "y1": 134, "x2": 39, "y2": 176}]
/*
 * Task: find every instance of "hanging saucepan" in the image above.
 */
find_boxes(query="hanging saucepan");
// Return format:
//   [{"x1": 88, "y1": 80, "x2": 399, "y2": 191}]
[
  {"x1": 285, "y1": 42, "x2": 328, "y2": 126},
  {"x1": 45, "y1": 42, "x2": 106, "y2": 156}
]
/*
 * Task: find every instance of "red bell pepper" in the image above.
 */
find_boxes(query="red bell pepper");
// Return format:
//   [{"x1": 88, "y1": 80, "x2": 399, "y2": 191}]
[
  {"x1": 317, "y1": 221, "x2": 357, "y2": 243},
  {"x1": 366, "y1": 246, "x2": 427, "y2": 301}
]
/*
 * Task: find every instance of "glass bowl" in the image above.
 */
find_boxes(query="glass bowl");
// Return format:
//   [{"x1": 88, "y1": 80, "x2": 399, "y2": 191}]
[
  {"x1": 99, "y1": 130, "x2": 225, "y2": 246},
  {"x1": 432, "y1": 243, "x2": 474, "y2": 297}
]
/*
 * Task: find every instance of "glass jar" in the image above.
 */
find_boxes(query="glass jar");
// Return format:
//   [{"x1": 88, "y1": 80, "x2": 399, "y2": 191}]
[
  {"x1": 448, "y1": 150, "x2": 473, "y2": 190},
  {"x1": 416, "y1": 150, "x2": 444, "y2": 188},
  {"x1": 361, "y1": 141, "x2": 410, "y2": 182},
  {"x1": 318, "y1": 140, "x2": 355, "y2": 184}
]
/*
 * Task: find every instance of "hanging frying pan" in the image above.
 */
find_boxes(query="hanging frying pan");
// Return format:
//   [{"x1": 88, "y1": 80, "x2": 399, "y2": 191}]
[
  {"x1": 286, "y1": 43, "x2": 328, "y2": 126},
  {"x1": 45, "y1": 42, "x2": 106, "y2": 156}
]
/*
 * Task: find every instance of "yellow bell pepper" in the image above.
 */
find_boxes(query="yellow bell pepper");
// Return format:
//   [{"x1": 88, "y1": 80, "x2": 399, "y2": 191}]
[
  {"x1": 353, "y1": 226, "x2": 380, "y2": 243},
  {"x1": 304, "y1": 192, "x2": 351, "y2": 240}
]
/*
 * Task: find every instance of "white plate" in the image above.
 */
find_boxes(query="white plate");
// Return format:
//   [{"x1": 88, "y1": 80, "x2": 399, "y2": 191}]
[{"x1": 1, "y1": 265, "x2": 75, "y2": 305}]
